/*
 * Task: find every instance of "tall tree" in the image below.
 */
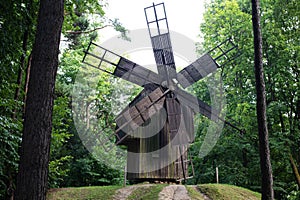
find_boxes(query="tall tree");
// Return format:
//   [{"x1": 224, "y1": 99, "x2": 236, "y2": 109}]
[
  {"x1": 14, "y1": 0, "x2": 64, "y2": 199},
  {"x1": 251, "y1": 0, "x2": 274, "y2": 199}
]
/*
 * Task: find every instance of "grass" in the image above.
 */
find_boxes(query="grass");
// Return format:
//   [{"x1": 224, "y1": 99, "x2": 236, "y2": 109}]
[
  {"x1": 127, "y1": 184, "x2": 166, "y2": 200},
  {"x1": 47, "y1": 185, "x2": 122, "y2": 200},
  {"x1": 186, "y1": 186, "x2": 205, "y2": 200},
  {"x1": 197, "y1": 184, "x2": 261, "y2": 200},
  {"x1": 47, "y1": 183, "x2": 261, "y2": 200}
]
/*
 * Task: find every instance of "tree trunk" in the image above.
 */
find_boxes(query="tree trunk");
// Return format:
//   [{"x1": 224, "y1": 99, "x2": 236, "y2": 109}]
[
  {"x1": 251, "y1": 0, "x2": 274, "y2": 199},
  {"x1": 12, "y1": 0, "x2": 33, "y2": 120},
  {"x1": 14, "y1": 0, "x2": 64, "y2": 199},
  {"x1": 289, "y1": 154, "x2": 300, "y2": 189},
  {"x1": 23, "y1": 53, "x2": 32, "y2": 114},
  {"x1": 12, "y1": 26, "x2": 29, "y2": 120}
]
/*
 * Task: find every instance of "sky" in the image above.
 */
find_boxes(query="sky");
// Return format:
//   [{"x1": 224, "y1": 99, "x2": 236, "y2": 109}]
[
  {"x1": 99, "y1": 0, "x2": 207, "y2": 69},
  {"x1": 101, "y1": 0, "x2": 206, "y2": 42}
]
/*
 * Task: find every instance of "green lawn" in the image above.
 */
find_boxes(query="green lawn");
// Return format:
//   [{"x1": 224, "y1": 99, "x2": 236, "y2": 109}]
[
  {"x1": 47, "y1": 184, "x2": 261, "y2": 200},
  {"x1": 186, "y1": 186, "x2": 205, "y2": 200},
  {"x1": 127, "y1": 184, "x2": 166, "y2": 200},
  {"x1": 47, "y1": 185, "x2": 122, "y2": 200},
  {"x1": 197, "y1": 184, "x2": 261, "y2": 200}
]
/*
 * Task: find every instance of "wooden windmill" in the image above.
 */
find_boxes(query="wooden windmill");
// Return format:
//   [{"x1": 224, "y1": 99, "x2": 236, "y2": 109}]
[{"x1": 82, "y1": 2, "x2": 242, "y2": 183}]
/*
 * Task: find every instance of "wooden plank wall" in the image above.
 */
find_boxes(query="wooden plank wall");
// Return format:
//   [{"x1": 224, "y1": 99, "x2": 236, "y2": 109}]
[{"x1": 126, "y1": 106, "x2": 191, "y2": 181}]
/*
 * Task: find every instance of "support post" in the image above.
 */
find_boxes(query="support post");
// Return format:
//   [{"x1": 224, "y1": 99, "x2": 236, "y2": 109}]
[
  {"x1": 124, "y1": 164, "x2": 127, "y2": 187},
  {"x1": 216, "y1": 166, "x2": 219, "y2": 184},
  {"x1": 179, "y1": 146, "x2": 186, "y2": 183}
]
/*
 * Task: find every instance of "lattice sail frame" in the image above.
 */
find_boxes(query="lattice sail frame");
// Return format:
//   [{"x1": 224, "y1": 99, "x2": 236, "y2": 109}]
[
  {"x1": 145, "y1": 3, "x2": 176, "y2": 81},
  {"x1": 83, "y1": 42, "x2": 162, "y2": 87}
]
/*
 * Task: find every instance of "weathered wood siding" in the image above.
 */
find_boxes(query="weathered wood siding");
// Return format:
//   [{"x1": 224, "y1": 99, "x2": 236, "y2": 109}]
[{"x1": 126, "y1": 102, "x2": 194, "y2": 181}]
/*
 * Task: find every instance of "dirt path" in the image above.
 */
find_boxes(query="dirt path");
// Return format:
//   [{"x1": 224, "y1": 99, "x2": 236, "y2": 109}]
[
  {"x1": 158, "y1": 185, "x2": 191, "y2": 200},
  {"x1": 113, "y1": 184, "x2": 210, "y2": 200},
  {"x1": 112, "y1": 184, "x2": 153, "y2": 200}
]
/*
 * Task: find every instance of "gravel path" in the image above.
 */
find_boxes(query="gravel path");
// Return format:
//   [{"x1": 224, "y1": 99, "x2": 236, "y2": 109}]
[{"x1": 158, "y1": 185, "x2": 191, "y2": 200}]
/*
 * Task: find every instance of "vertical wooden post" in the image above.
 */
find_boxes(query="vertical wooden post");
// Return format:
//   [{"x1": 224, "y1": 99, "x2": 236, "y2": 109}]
[
  {"x1": 216, "y1": 167, "x2": 219, "y2": 184},
  {"x1": 179, "y1": 146, "x2": 186, "y2": 183},
  {"x1": 124, "y1": 164, "x2": 127, "y2": 187}
]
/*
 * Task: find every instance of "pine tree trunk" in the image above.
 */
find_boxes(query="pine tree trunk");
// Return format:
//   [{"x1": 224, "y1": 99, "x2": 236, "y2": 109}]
[
  {"x1": 14, "y1": 0, "x2": 64, "y2": 199},
  {"x1": 251, "y1": 0, "x2": 274, "y2": 199},
  {"x1": 12, "y1": 0, "x2": 33, "y2": 120},
  {"x1": 23, "y1": 53, "x2": 32, "y2": 114},
  {"x1": 289, "y1": 154, "x2": 300, "y2": 189},
  {"x1": 12, "y1": 30, "x2": 28, "y2": 119}
]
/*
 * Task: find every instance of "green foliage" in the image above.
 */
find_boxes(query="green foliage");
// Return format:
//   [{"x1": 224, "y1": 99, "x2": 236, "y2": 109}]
[
  {"x1": 193, "y1": 0, "x2": 299, "y2": 199},
  {"x1": 0, "y1": 115, "x2": 22, "y2": 199},
  {"x1": 0, "y1": 0, "x2": 38, "y2": 83},
  {"x1": 0, "y1": 82, "x2": 22, "y2": 198},
  {"x1": 49, "y1": 156, "x2": 73, "y2": 188},
  {"x1": 0, "y1": 0, "x2": 128, "y2": 197},
  {"x1": 48, "y1": 0, "x2": 131, "y2": 190},
  {"x1": 0, "y1": 1, "x2": 38, "y2": 197},
  {"x1": 49, "y1": 92, "x2": 73, "y2": 188}
]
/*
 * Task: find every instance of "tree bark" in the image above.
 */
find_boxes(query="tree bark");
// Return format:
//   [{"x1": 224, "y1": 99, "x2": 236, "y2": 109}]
[
  {"x1": 14, "y1": 0, "x2": 64, "y2": 199},
  {"x1": 251, "y1": 0, "x2": 274, "y2": 199},
  {"x1": 12, "y1": 29, "x2": 27, "y2": 119},
  {"x1": 23, "y1": 53, "x2": 32, "y2": 114},
  {"x1": 289, "y1": 154, "x2": 300, "y2": 189}
]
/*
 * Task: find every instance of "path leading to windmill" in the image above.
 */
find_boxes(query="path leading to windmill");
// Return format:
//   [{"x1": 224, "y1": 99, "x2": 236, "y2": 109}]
[
  {"x1": 158, "y1": 185, "x2": 191, "y2": 200},
  {"x1": 113, "y1": 184, "x2": 194, "y2": 200}
]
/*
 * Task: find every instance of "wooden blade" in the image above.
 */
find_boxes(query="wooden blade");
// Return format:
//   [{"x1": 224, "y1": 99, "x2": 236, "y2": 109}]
[
  {"x1": 151, "y1": 35, "x2": 177, "y2": 80},
  {"x1": 82, "y1": 42, "x2": 162, "y2": 87},
  {"x1": 174, "y1": 88, "x2": 244, "y2": 133},
  {"x1": 174, "y1": 88, "x2": 221, "y2": 121},
  {"x1": 115, "y1": 87, "x2": 169, "y2": 144},
  {"x1": 177, "y1": 53, "x2": 218, "y2": 88},
  {"x1": 114, "y1": 57, "x2": 162, "y2": 86},
  {"x1": 144, "y1": 2, "x2": 177, "y2": 80},
  {"x1": 177, "y1": 38, "x2": 239, "y2": 88}
]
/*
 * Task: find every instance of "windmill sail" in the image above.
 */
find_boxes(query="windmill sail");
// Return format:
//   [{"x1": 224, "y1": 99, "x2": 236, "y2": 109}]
[
  {"x1": 175, "y1": 88, "x2": 244, "y2": 133},
  {"x1": 177, "y1": 38, "x2": 238, "y2": 88},
  {"x1": 177, "y1": 53, "x2": 218, "y2": 88},
  {"x1": 83, "y1": 42, "x2": 162, "y2": 87},
  {"x1": 145, "y1": 2, "x2": 176, "y2": 81},
  {"x1": 174, "y1": 88, "x2": 221, "y2": 122},
  {"x1": 115, "y1": 87, "x2": 168, "y2": 144}
]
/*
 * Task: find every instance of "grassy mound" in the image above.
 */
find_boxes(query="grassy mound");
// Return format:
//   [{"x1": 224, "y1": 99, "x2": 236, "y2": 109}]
[
  {"x1": 47, "y1": 185, "x2": 121, "y2": 200},
  {"x1": 197, "y1": 184, "x2": 261, "y2": 200},
  {"x1": 186, "y1": 186, "x2": 205, "y2": 200},
  {"x1": 47, "y1": 183, "x2": 261, "y2": 200},
  {"x1": 127, "y1": 184, "x2": 166, "y2": 200}
]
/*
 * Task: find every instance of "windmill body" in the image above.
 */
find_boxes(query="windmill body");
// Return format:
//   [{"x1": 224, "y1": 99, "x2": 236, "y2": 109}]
[{"x1": 83, "y1": 2, "x2": 241, "y2": 183}]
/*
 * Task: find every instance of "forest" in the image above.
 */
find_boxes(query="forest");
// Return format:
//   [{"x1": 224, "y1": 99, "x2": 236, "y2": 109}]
[{"x1": 0, "y1": 0, "x2": 299, "y2": 199}]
